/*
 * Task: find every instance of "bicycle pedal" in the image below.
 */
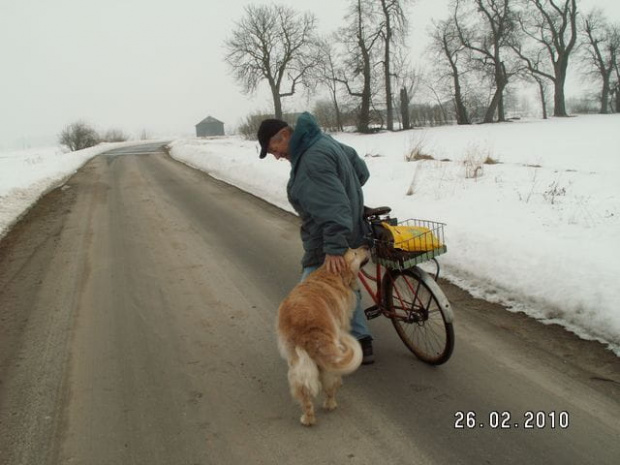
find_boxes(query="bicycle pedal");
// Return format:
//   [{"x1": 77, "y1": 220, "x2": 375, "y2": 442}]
[{"x1": 364, "y1": 305, "x2": 382, "y2": 320}]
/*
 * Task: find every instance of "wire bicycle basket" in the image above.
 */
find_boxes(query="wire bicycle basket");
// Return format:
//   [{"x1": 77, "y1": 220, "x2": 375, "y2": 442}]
[{"x1": 370, "y1": 218, "x2": 447, "y2": 270}]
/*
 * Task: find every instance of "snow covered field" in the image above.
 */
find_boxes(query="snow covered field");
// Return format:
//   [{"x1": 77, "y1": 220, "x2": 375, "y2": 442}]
[{"x1": 1, "y1": 115, "x2": 619, "y2": 354}]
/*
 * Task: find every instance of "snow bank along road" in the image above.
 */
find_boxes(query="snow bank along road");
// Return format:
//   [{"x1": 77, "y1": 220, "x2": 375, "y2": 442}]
[{"x1": 0, "y1": 145, "x2": 619, "y2": 465}]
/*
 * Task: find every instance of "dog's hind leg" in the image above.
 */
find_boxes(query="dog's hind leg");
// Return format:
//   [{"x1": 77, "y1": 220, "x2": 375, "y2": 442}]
[
  {"x1": 288, "y1": 348, "x2": 320, "y2": 426},
  {"x1": 320, "y1": 371, "x2": 343, "y2": 411},
  {"x1": 292, "y1": 383, "x2": 317, "y2": 426}
]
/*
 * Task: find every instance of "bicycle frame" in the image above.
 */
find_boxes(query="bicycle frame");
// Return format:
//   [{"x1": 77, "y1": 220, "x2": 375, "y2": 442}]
[
  {"x1": 359, "y1": 262, "x2": 426, "y2": 322},
  {"x1": 358, "y1": 262, "x2": 383, "y2": 307}
]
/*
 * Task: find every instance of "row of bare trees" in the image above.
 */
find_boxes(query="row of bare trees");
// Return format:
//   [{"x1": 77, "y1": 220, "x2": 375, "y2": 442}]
[
  {"x1": 225, "y1": 0, "x2": 416, "y2": 132},
  {"x1": 58, "y1": 122, "x2": 129, "y2": 152},
  {"x1": 433, "y1": 0, "x2": 620, "y2": 123},
  {"x1": 224, "y1": 0, "x2": 619, "y2": 133},
  {"x1": 582, "y1": 8, "x2": 620, "y2": 113}
]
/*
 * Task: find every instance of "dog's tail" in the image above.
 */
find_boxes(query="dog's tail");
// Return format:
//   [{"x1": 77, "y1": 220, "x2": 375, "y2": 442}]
[
  {"x1": 288, "y1": 347, "x2": 321, "y2": 398},
  {"x1": 313, "y1": 332, "x2": 363, "y2": 375}
]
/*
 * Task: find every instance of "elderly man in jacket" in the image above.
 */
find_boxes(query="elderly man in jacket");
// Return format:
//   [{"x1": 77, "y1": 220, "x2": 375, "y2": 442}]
[{"x1": 257, "y1": 112, "x2": 374, "y2": 364}]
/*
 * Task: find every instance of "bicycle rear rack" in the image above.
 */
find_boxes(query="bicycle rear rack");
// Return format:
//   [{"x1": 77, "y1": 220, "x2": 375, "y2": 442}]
[{"x1": 371, "y1": 218, "x2": 447, "y2": 272}]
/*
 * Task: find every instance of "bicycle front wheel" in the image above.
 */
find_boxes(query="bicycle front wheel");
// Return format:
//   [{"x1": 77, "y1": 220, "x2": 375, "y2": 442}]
[{"x1": 382, "y1": 267, "x2": 454, "y2": 365}]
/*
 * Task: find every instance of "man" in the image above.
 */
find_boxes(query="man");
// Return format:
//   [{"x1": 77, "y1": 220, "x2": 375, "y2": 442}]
[{"x1": 257, "y1": 112, "x2": 374, "y2": 364}]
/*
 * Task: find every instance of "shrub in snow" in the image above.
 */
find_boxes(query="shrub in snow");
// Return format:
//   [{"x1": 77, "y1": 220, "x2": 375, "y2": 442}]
[{"x1": 58, "y1": 121, "x2": 100, "y2": 152}]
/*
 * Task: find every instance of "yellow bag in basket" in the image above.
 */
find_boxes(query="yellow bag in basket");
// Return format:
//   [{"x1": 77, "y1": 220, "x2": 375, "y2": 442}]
[{"x1": 381, "y1": 222, "x2": 443, "y2": 252}]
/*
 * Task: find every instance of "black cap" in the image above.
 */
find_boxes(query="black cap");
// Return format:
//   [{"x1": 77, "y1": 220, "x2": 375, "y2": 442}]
[{"x1": 257, "y1": 119, "x2": 288, "y2": 158}]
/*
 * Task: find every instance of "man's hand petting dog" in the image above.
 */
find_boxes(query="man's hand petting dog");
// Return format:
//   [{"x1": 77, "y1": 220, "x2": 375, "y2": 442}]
[{"x1": 324, "y1": 254, "x2": 346, "y2": 274}]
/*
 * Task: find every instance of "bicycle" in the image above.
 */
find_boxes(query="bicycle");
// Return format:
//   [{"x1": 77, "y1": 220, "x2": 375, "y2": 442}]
[{"x1": 358, "y1": 206, "x2": 455, "y2": 365}]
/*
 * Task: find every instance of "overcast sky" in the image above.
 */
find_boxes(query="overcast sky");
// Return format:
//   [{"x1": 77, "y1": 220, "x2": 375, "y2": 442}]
[{"x1": 1, "y1": 0, "x2": 618, "y2": 150}]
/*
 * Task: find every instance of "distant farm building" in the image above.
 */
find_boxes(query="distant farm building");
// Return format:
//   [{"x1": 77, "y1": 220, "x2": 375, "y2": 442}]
[{"x1": 195, "y1": 116, "x2": 224, "y2": 137}]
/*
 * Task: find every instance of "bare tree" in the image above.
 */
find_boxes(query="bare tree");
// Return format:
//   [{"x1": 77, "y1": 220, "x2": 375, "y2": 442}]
[
  {"x1": 377, "y1": 0, "x2": 411, "y2": 130},
  {"x1": 58, "y1": 121, "x2": 99, "y2": 152},
  {"x1": 224, "y1": 4, "x2": 319, "y2": 119},
  {"x1": 513, "y1": 45, "x2": 551, "y2": 119},
  {"x1": 338, "y1": 0, "x2": 383, "y2": 132},
  {"x1": 581, "y1": 10, "x2": 620, "y2": 114},
  {"x1": 613, "y1": 65, "x2": 620, "y2": 112},
  {"x1": 513, "y1": 0, "x2": 579, "y2": 117},
  {"x1": 533, "y1": 74, "x2": 551, "y2": 119},
  {"x1": 316, "y1": 38, "x2": 345, "y2": 131},
  {"x1": 454, "y1": 0, "x2": 517, "y2": 123},
  {"x1": 101, "y1": 128, "x2": 129, "y2": 142},
  {"x1": 431, "y1": 18, "x2": 471, "y2": 125},
  {"x1": 392, "y1": 49, "x2": 420, "y2": 130}
]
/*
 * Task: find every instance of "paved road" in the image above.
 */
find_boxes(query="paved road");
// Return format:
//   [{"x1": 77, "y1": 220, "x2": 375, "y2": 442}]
[{"x1": 0, "y1": 145, "x2": 619, "y2": 465}]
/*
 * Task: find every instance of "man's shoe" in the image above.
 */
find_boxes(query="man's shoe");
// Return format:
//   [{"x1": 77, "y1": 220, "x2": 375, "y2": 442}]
[{"x1": 359, "y1": 337, "x2": 375, "y2": 365}]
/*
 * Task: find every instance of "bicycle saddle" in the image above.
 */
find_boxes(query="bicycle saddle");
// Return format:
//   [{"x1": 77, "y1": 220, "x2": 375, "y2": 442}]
[{"x1": 363, "y1": 206, "x2": 392, "y2": 218}]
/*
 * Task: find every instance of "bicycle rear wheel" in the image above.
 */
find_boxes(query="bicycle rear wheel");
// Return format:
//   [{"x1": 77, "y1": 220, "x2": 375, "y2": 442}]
[{"x1": 382, "y1": 267, "x2": 454, "y2": 365}]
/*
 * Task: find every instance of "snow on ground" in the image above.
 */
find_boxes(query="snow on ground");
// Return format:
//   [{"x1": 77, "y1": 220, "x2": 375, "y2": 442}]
[{"x1": 1, "y1": 115, "x2": 619, "y2": 355}]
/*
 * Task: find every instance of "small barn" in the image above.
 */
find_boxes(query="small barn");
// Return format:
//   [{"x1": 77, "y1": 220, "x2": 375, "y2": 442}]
[{"x1": 195, "y1": 116, "x2": 225, "y2": 137}]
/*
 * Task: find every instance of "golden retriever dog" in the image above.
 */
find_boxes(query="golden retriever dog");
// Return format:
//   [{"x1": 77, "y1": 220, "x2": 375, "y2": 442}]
[{"x1": 277, "y1": 247, "x2": 370, "y2": 426}]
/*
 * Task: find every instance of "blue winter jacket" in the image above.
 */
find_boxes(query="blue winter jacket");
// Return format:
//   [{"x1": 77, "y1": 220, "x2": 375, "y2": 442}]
[{"x1": 287, "y1": 112, "x2": 370, "y2": 268}]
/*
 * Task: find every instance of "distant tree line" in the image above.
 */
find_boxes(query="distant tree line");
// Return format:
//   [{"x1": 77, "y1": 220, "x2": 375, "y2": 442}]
[
  {"x1": 224, "y1": 0, "x2": 619, "y2": 135},
  {"x1": 58, "y1": 121, "x2": 129, "y2": 152}
]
